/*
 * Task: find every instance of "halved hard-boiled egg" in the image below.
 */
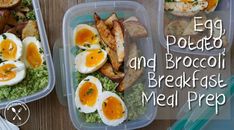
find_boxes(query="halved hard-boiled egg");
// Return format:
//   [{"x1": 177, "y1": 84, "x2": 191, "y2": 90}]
[
  {"x1": 0, "y1": 33, "x2": 22, "y2": 61},
  {"x1": 0, "y1": 61, "x2": 26, "y2": 87},
  {"x1": 75, "y1": 76, "x2": 102, "y2": 113},
  {"x1": 204, "y1": 0, "x2": 218, "y2": 13},
  {"x1": 97, "y1": 91, "x2": 127, "y2": 126},
  {"x1": 75, "y1": 49, "x2": 107, "y2": 74},
  {"x1": 73, "y1": 24, "x2": 100, "y2": 50},
  {"x1": 22, "y1": 37, "x2": 44, "y2": 68},
  {"x1": 165, "y1": 0, "x2": 208, "y2": 16}
]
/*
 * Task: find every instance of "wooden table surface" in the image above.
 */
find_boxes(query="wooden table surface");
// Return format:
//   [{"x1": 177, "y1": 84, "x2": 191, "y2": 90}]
[{"x1": 14, "y1": 0, "x2": 233, "y2": 130}]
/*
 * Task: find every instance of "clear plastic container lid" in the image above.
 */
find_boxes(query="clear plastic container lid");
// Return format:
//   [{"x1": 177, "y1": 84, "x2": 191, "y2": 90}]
[
  {"x1": 158, "y1": 0, "x2": 234, "y2": 55},
  {"x1": 62, "y1": 1, "x2": 157, "y2": 130},
  {"x1": 0, "y1": 0, "x2": 55, "y2": 109}
]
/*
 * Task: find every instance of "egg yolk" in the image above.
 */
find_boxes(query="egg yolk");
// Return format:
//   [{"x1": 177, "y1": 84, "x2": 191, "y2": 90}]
[
  {"x1": 102, "y1": 96, "x2": 125, "y2": 120},
  {"x1": 26, "y1": 43, "x2": 43, "y2": 68},
  {"x1": 79, "y1": 82, "x2": 98, "y2": 107},
  {"x1": 86, "y1": 49, "x2": 104, "y2": 67},
  {"x1": 0, "y1": 64, "x2": 16, "y2": 82},
  {"x1": 75, "y1": 28, "x2": 98, "y2": 46},
  {"x1": 0, "y1": 39, "x2": 17, "y2": 60},
  {"x1": 205, "y1": 0, "x2": 218, "y2": 11}
]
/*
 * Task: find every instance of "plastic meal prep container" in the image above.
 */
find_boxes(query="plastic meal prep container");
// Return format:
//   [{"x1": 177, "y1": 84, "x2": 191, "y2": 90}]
[
  {"x1": 62, "y1": 1, "x2": 157, "y2": 130},
  {"x1": 0, "y1": 0, "x2": 55, "y2": 109},
  {"x1": 158, "y1": 0, "x2": 234, "y2": 55}
]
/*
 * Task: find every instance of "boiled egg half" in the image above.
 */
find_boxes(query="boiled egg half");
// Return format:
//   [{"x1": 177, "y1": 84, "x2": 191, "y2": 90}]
[
  {"x1": 22, "y1": 37, "x2": 44, "y2": 68},
  {"x1": 204, "y1": 0, "x2": 219, "y2": 13},
  {"x1": 0, "y1": 61, "x2": 26, "y2": 87},
  {"x1": 75, "y1": 49, "x2": 107, "y2": 74},
  {"x1": 0, "y1": 33, "x2": 22, "y2": 61},
  {"x1": 73, "y1": 24, "x2": 100, "y2": 50},
  {"x1": 97, "y1": 91, "x2": 127, "y2": 126},
  {"x1": 75, "y1": 76, "x2": 102, "y2": 113}
]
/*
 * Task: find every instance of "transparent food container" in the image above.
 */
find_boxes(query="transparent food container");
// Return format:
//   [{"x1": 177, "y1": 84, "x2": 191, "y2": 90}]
[
  {"x1": 62, "y1": 1, "x2": 157, "y2": 130},
  {"x1": 0, "y1": 0, "x2": 55, "y2": 109},
  {"x1": 158, "y1": 0, "x2": 234, "y2": 55}
]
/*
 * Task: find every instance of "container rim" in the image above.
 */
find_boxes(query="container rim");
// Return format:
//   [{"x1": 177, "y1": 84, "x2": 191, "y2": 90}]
[{"x1": 63, "y1": 1, "x2": 157, "y2": 130}]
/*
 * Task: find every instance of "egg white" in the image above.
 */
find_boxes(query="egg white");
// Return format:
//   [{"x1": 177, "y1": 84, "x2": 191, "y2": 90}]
[
  {"x1": 75, "y1": 49, "x2": 107, "y2": 74},
  {"x1": 75, "y1": 76, "x2": 103, "y2": 113},
  {"x1": 0, "y1": 61, "x2": 26, "y2": 87},
  {"x1": 0, "y1": 33, "x2": 23, "y2": 61},
  {"x1": 97, "y1": 91, "x2": 127, "y2": 126},
  {"x1": 165, "y1": 0, "x2": 208, "y2": 16},
  {"x1": 22, "y1": 37, "x2": 44, "y2": 68},
  {"x1": 73, "y1": 24, "x2": 100, "y2": 50}
]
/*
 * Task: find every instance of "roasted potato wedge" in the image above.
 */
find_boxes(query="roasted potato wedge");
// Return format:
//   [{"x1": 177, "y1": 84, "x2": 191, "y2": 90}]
[
  {"x1": 112, "y1": 20, "x2": 125, "y2": 63},
  {"x1": 99, "y1": 62, "x2": 124, "y2": 82},
  {"x1": 0, "y1": 10, "x2": 11, "y2": 33},
  {"x1": 7, "y1": 14, "x2": 18, "y2": 26},
  {"x1": 117, "y1": 43, "x2": 143, "y2": 92},
  {"x1": 22, "y1": 20, "x2": 39, "y2": 39},
  {"x1": 94, "y1": 13, "x2": 116, "y2": 51},
  {"x1": 16, "y1": 6, "x2": 30, "y2": 12},
  {"x1": 165, "y1": 20, "x2": 188, "y2": 36},
  {"x1": 105, "y1": 47, "x2": 122, "y2": 71},
  {"x1": 117, "y1": 67, "x2": 143, "y2": 92},
  {"x1": 7, "y1": 22, "x2": 27, "y2": 38},
  {"x1": 0, "y1": 0, "x2": 21, "y2": 9},
  {"x1": 123, "y1": 21, "x2": 148, "y2": 38},
  {"x1": 104, "y1": 13, "x2": 118, "y2": 29}
]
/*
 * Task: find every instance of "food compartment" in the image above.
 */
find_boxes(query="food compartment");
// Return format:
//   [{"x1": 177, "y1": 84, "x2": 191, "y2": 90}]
[
  {"x1": 158, "y1": 0, "x2": 234, "y2": 55},
  {"x1": 63, "y1": 1, "x2": 156, "y2": 130},
  {"x1": 0, "y1": 0, "x2": 55, "y2": 109}
]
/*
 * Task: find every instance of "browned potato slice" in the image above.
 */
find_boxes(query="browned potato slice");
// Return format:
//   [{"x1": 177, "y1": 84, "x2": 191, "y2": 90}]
[
  {"x1": 22, "y1": 20, "x2": 39, "y2": 39},
  {"x1": 94, "y1": 13, "x2": 116, "y2": 51},
  {"x1": 0, "y1": 0, "x2": 21, "y2": 9},
  {"x1": 117, "y1": 68, "x2": 143, "y2": 92},
  {"x1": 7, "y1": 22, "x2": 27, "y2": 38},
  {"x1": 7, "y1": 14, "x2": 18, "y2": 26},
  {"x1": 105, "y1": 47, "x2": 122, "y2": 71},
  {"x1": 165, "y1": 20, "x2": 188, "y2": 36},
  {"x1": 112, "y1": 20, "x2": 125, "y2": 63},
  {"x1": 123, "y1": 21, "x2": 148, "y2": 38},
  {"x1": 99, "y1": 62, "x2": 124, "y2": 82},
  {"x1": 15, "y1": 11, "x2": 26, "y2": 20},
  {"x1": 16, "y1": 6, "x2": 30, "y2": 12},
  {"x1": 0, "y1": 10, "x2": 10, "y2": 33},
  {"x1": 117, "y1": 43, "x2": 143, "y2": 92},
  {"x1": 104, "y1": 13, "x2": 118, "y2": 29}
]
